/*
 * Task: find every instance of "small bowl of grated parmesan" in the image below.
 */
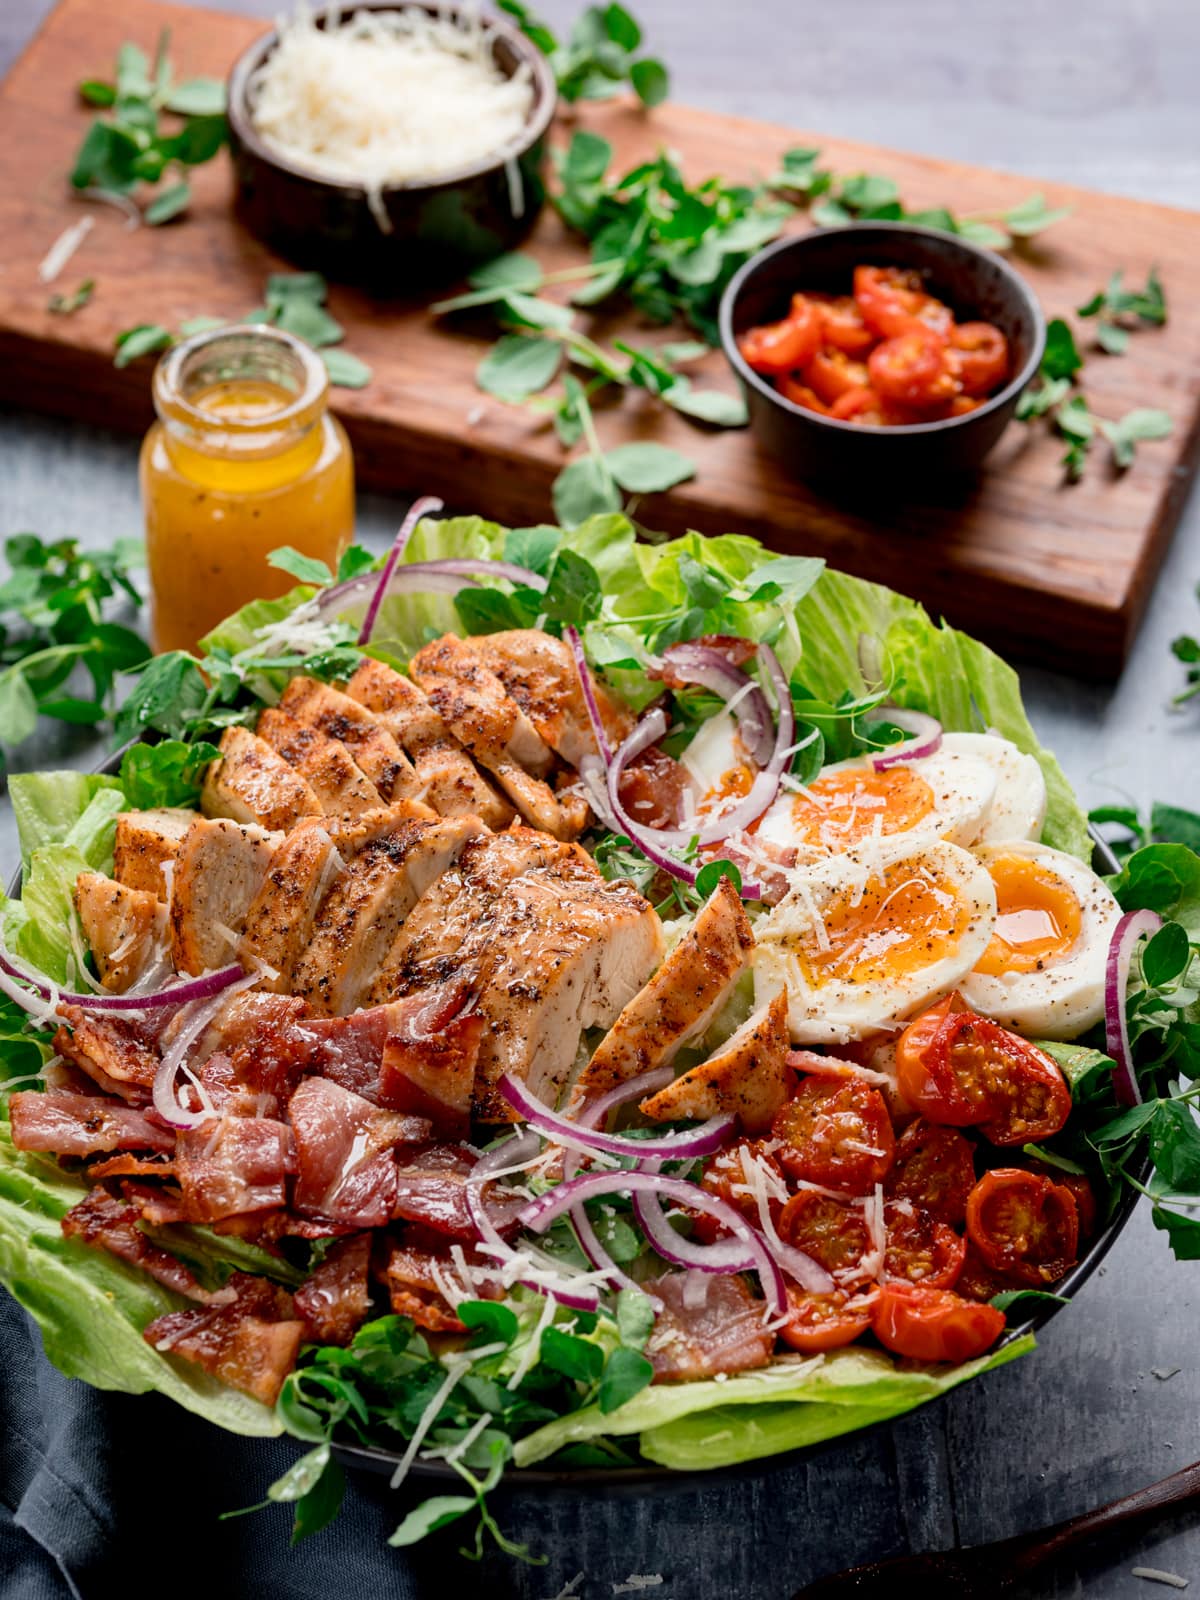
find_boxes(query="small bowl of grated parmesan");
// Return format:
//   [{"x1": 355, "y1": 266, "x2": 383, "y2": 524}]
[{"x1": 227, "y1": 2, "x2": 557, "y2": 286}]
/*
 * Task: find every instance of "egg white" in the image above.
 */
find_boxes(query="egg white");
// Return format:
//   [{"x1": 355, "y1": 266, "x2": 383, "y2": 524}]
[
  {"x1": 753, "y1": 834, "x2": 997, "y2": 1045},
  {"x1": 940, "y1": 733, "x2": 1046, "y2": 844},
  {"x1": 958, "y1": 840, "x2": 1121, "y2": 1040}
]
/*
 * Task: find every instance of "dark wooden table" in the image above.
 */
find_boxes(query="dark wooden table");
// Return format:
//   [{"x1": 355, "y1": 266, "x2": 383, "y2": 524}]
[{"x1": 2, "y1": 2, "x2": 1199, "y2": 1595}]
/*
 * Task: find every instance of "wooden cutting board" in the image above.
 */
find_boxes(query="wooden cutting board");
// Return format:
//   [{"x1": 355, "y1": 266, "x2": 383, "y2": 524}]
[{"x1": 2, "y1": 0, "x2": 1198, "y2": 675}]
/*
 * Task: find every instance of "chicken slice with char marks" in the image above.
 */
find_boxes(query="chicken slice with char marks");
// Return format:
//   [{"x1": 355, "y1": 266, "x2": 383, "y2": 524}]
[
  {"x1": 74, "y1": 872, "x2": 166, "y2": 992},
  {"x1": 112, "y1": 807, "x2": 194, "y2": 899},
  {"x1": 570, "y1": 875, "x2": 754, "y2": 1107},
  {"x1": 277, "y1": 676, "x2": 418, "y2": 803},
  {"x1": 639, "y1": 989, "x2": 790, "y2": 1133},
  {"x1": 170, "y1": 817, "x2": 280, "y2": 976},
  {"x1": 468, "y1": 863, "x2": 664, "y2": 1120},
  {"x1": 291, "y1": 816, "x2": 486, "y2": 1016},
  {"x1": 344, "y1": 658, "x2": 514, "y2": 828},
  {"x1": 201, "y1": 725, "x2": 322, "y2": 832},
  {"x1": 257, "y1": 707, "x2": 385, "y2": 819},
  {"x1": 366, "y1": 826, "x2": 574, "y2": 1004},
  {"x1": 238, "y1": 818, "x2": 343, "y2": 991},
  {"x1": 470, "y1": 629, "x2": 634, "y2": 768}
]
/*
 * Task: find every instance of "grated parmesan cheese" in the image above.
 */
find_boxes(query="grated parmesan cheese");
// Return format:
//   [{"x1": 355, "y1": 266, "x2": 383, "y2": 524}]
[{"x1": 247, "y1": 5, "x2": 536, "y2": 228}]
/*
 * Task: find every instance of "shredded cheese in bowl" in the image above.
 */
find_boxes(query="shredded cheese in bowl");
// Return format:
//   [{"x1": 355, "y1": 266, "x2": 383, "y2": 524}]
[{"x1": 246, "y1": 4, "x2": 537, "y2": 216}]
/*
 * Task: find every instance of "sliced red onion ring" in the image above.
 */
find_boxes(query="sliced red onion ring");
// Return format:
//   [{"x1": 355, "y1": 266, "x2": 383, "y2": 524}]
[
  {"x1": 152, "y1": 967, "x2": 260, "y2": 1129},
  {"x1": 0, "y1": 948, "x2": 247, "y2": 1016},
  {"x1": 565, "y1": 625, "x2": 614, "y2": 763},
  {"x1": 655, "y1": 642, "x2": 774, "y2": 767},
  {"x1": 500, "y1": 1072, "x2": 733, "y2": 1159},
  {"x1": 466, "y1": 1134, "x2": 601, "y2": 1312},
  {"x1": 358, "y1": 496, "x2": 443, "y2": 645},
  {"x1": 518, "y1": 1171, "x2": 787, "y2": 1316},
  {"x1": 1105, "y1": 908, "x2": 1164, "y2": 1107},
  {"x1": 573, "y1": 1066, "x2": 676, "y2": 1132},
  {"x1": 871, "y1": 708, "x2": 943, "y2": 771}
]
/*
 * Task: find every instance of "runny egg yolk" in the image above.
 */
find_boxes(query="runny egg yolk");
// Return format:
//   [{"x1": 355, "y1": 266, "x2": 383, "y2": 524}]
[
  {"x1": 974, "y1": 853, "x2": 1082, "y2": 976},
  {"x1": 701, "y1": 764, "x2": 755, "y2": 814},
  {"x1": 796, "y1": 860, "x2": 973, "y2": 986},
  {"x1": 787, "y1": 766, "x2": 935, "y2": 850}
]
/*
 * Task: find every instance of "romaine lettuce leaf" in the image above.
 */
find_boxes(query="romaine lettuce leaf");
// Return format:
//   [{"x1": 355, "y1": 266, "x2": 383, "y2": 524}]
[
  {"x1": 515, "y1": 1336, "x2": 1033, "y2": 1468},
  {"x1": 0, "y1": 1121, "x2": 280, "y2": 1437},
  {"x1": 9, "y1": 770, "x2": 123, "y2": 874}
]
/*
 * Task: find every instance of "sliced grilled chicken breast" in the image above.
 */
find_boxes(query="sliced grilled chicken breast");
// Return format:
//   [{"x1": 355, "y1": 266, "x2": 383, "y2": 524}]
[
  {"x1": 239, "y1": 819, "x2": 345, "y2": 991},
  {"x1": 112, "y1": 807, "x2": 195, "y2": 899},
  {"x1": 291, "y1": 816, "x2": 486, "y2": 1016},
  {"x1": 345, "y1": 658, "x2": 514, "y2": 827},
  {"x1": 74, "y1": 872, "x2": 167, "y2": 993},
  {"x1": 278, "y1": 676, "x2": 417, "y2": 803},
  {"x1": 170, "y1": 818, "x2": 280, "y2": 975},
  {"x1": 570, "y1": 875, "x2": 754, "y2": 1105},
  {"x1": 366, "y1": 826, "x2": 574, "y2": 1004},
  {"x1": 257, "y1": 707, "x2": 384, "y2": 818},
  {"x1": 201, "y1": 725, "x2": 322, "y2": 832},
  {"x1": 471, "y1": 629, "x2": 634, "y2": 768},
  {"x1": 639, "y1": 989, "x2": 790, "y2": 1133}
]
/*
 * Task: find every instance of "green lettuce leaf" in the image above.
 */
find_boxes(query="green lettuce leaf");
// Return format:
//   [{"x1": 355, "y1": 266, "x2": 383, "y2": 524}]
[
  {"x1": 198, "y1": 584, "x2": 316, "y2": 658},
  {"x1": 9, "y1": 771, "x2": 123, "y2": 875},
  {"x1": 0, "y1": 1121, "x2": 280, "y2": 1437},
  {"x1": 515, "y1": 1337, "x2": 1033, "y2": 1468}
]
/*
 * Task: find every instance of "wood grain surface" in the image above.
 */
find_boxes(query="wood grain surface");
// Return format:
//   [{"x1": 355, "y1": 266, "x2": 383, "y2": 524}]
[{"x1": 1, "y1": 0, "x2": 1199, "y2": 675}]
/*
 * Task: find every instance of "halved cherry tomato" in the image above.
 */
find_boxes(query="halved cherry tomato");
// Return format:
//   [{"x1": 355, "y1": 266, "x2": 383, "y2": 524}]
[
  {"x1": 965, "y1": 1167, "x2": 1079, "y2": 1286},
  {"x1": 779, "y1": 1286, "x2": 873, "y2": 1352},
  {"x1": 778, "y1": 1190, "x2": 870, "y2": 1275},
  {"x1": 805, "y1": 348, "x2": 871, "y2": 406},
  {"x1": 854, "y1": 265, "x2": 953, "y2": 341},
  {"x1": 738, "y1": 297, "x2": 823, "y2": 374},
  {"x1": 771, "y1": 1077, "x2": 895, "y2": 1194},
  {"x1": 885, "y1": 1119, "x2": 976, "y2": 1226},
  {"x1": 829, "y1": 386, "x2": 887, "y2": 423},
  {"x1": 818, "y1": 295, "x2": 877, "y2": 357},
  {"x1": 1027, "y1": 1163, "x2": 1097, "y2": 1238},
  {"x1": 951, "y1": 321, "x2": 1009, "y2": 396},
  {"x1": 872, "y1": 1281, "x2": 1005, "y2": 1362},
  {"x1": 691, "y1": 1137, "x2": 783, "y2": 1244},
  {"x1": 777, "y1": 376, "x2": 831, "y2": 413},
  {"x1": 868, "y1": 328, "x2": 961, "y2": 410},
  {"x1": 896, "y1": 998, "x2": 1073, "y2": 1145},
  {"x1": 882, "y1": 1200, "x2": 967, "y2": 1289},
  {"x1": 954, "y1": 1242, "x2": 1020, "y2": 1303}
]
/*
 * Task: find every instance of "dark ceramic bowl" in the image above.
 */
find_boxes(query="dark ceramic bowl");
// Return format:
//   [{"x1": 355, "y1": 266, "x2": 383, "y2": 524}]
[
  {"x1": 718, "y1": 222, "x2": 1046, "y2": 484},
  {"x1": 226, "y1": 1, "x2": 558, "y2": 290}
]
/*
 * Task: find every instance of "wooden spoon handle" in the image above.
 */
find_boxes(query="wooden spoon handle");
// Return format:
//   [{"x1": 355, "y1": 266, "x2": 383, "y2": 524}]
[{"x1": 1008, "y1": 1460, "x2": 1200, "y2": 1575}]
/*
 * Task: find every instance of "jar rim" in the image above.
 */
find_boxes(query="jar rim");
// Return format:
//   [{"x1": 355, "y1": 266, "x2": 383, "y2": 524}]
[{"x1": 153, "y1": 323, "x2": 329, "y2": 439}]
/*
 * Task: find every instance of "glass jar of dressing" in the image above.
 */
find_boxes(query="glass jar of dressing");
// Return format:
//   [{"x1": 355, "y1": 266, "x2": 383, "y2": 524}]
[{"x1": 140, "y1": 325, "x2": 354, "y2": 655}]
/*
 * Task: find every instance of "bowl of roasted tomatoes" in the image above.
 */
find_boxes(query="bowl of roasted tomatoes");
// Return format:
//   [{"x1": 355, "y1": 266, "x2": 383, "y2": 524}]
[{"x1": 718, "y1": 222, "x2": 1045, "y2": 482}]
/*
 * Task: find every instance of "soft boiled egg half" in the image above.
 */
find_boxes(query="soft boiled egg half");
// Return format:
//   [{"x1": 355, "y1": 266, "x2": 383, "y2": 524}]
[
  {"x1": 753, "y1": 834, "x2": 996, "y2": 1043},
  {"x1": 959, "y1": 840, "x2": 1122, "y2": 1039}
]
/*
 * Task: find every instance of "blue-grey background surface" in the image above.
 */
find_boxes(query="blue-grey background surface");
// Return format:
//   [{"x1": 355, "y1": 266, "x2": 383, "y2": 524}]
[{"x1": 1, "y1": 0, "x2": 1198, "y2": 1595}]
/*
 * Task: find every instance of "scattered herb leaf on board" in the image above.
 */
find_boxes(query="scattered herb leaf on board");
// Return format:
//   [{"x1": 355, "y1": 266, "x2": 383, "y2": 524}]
[
  {"x1": 497, "y1": 1, "x2": 669, "y2": 106},
  {"x1": 47, "y1": 280, "x2": 95, "y2": 316},
  {"x1": 1171, "y1": 589, "x2": 1200, "y2": 708},
  {"x1": 1077, "y1": 266, "x2": 1167, "y2": 355},
  {"x1": 70, "y1": 31, "x2": 227, "y2": 224}
]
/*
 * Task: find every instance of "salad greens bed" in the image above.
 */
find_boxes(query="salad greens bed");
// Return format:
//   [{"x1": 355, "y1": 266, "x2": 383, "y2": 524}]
[{"x1": 2, "y1": 514, "x2": 1199, "y2": 1558}]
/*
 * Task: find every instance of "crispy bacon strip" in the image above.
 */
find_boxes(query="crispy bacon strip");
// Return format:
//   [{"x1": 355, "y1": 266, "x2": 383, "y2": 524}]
[
  {"x1": 293, "y1": 1234, "x2": 372, "y2": 1346},
  {"x1": 61, "y1": 1188, "x2": 232, "y2": 1305},
  {"x1": 144, "y1": 1272, "x2": 304, "y2": 1406},
  {"x1": 9, "y1": 1091, "x2": 175, "y2": 1158}
]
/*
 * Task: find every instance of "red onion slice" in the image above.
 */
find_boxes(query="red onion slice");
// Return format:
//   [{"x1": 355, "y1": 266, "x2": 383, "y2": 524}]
[
  {"x1": 574, "y1": 1066, "x2": 676, "y2": 1131},
  {"x1": 1105, "y1": 908, "x2": 1164, "y2": 1107},
  {"x1": 0, "y1": 949, "x2": 247, "y2": 1016},
  {"x1": 655, "y1": 641, "x2": 774, "y2": 768},
  {"x1": 500, "y1": 1073, "x2": 733, "y2": 1159},
  {"x1": 518, "y1": 1171, "x2": 788, "y2": 1315},
  {"x1": 357, "y1": 496, "x2": 443, "y2": 645},
  {"x1": 871, "y1": 709, "x2": 943, "y2": 771},
  {"x1": 565, "y1": 625, "x2": 614, "y2": 763},
  {"x1": 152, "y1": 967, "x2": 260, "y2": 1128}
]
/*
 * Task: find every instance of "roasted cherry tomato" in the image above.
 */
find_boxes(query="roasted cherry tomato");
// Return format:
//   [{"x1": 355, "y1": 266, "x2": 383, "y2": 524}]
[
  {"x1": 777, "y1": 376, "x2": 831, "y2": 413},
  {"x1": 872, "y1": 1282, "x2": 1005, "y2": 1361},
  {"x1": 1027, "y1": 1164, "x2": 1097, "y2": 1238},
  {"x1": 885, "y1": 1119, "x2": 976, "y2": 1226},
  {"x1": 738, "y1": 297, "x2": 823, "y2": 374},
  {"x1": 829, "y1": 386, "x2": 888, "y2": 423},
  {"x1": 818, "y1": 294, "x2": 877, "y2": 357},
  {"x1": 882, "y1": 1200, "x2": 967, "y2": 1289},
  {"x1": 778, "y1": 1190, "x2": 870, "y2": 1275},
  {"x1": 805, "y1": 348, "x2": 872, "y2": 406},
  {"x1": 951, "y1": 321, "x2": 1009, "y2": 396},
  {"x1": 779, "y1": 1287, "x2": 873, "y2": 1352},
  {"x1": 771, "y1": 1077, "x2": 895, "y2": 1194},
  {"x1": 868, "y1": 328, "x2": 961, "y2": 409},
  {"x1": 965, "y1": 1167, "x2": 1080, "y2": 1286},
  {"x1": 896, "y1": 997, "x2": 1072, "y2": 1145},
  {"x1": 854, "y1": 265, "x2": 953, "y2": 341},
  {"x1": 954, "y1": 1241, "x2": 1020, "y2": 1303},
  {"x1": 691, "y1": 1137, "x2": 783, "y2": 1244}
]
